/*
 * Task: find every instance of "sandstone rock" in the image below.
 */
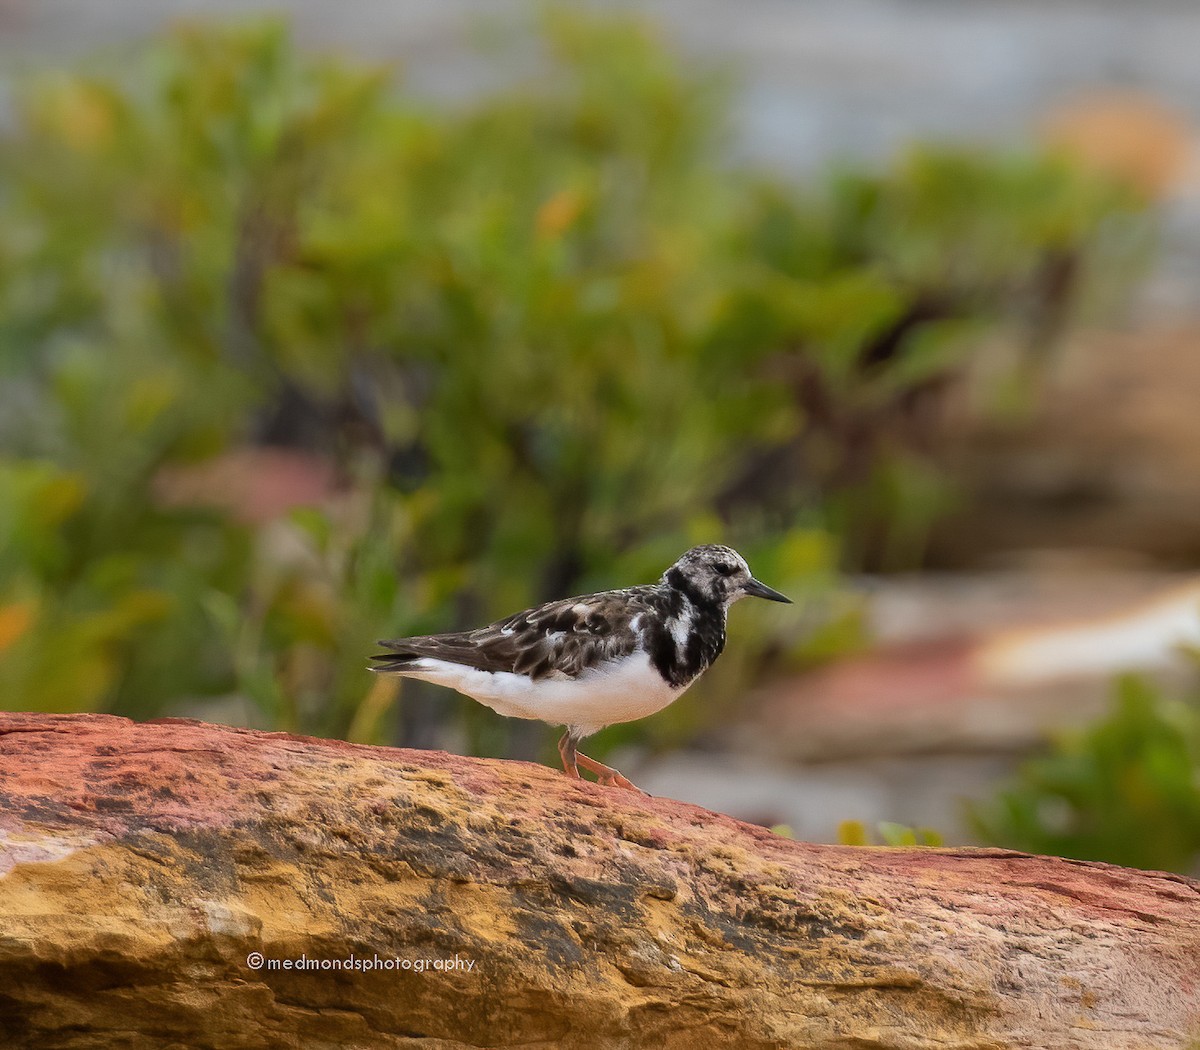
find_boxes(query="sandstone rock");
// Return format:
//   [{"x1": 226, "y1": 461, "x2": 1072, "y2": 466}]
[
  {"x1": 642, "y1": 554, "x2": 1200, "y2": 846},
  {"x1": 747, "y1": 570, "x2": 1200, "y2": 762},
  {"x1": 935, "y1": 326, "x2": 1200, "y2": 568},
  {"x1": 1, "y1": 712, "x2": 1199, "y2": 1049}
]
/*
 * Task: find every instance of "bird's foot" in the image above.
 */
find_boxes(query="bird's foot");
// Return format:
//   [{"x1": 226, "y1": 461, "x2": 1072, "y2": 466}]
[
  {"x1": 559, "y1": 731, "x2": 648, "y2": 794},
  {"x1": 558, "y1": 765, "x2": 644, "y2": 792},
  {"x1": 597, "y1": 770, "x2": 648, "y2": 794},
  {"x1": 576, "y1": 752, "x2": 649, "y2": 795}
]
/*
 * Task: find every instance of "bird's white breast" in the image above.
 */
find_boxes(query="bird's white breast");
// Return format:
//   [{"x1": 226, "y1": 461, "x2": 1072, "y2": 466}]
[{"x1": 396, "y1": 650, "x2": 683, "y2": 737}]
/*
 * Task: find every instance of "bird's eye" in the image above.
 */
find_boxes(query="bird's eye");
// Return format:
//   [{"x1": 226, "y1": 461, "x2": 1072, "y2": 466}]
[{"x1": 715, "y1": 563, "x2": 735, "y2": 576}]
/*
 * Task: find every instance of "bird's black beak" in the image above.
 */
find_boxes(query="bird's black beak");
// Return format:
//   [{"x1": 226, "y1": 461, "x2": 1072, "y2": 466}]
[{"x1": 742, "y1": 577, "x2": 792, "y2": 604}]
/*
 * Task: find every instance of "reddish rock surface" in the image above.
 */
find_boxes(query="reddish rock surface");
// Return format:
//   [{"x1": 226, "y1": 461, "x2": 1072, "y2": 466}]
[
  {"x1": 2, "y1": 712, "x2": 1199, "y2": 1049},
  {"x1": 746, "y1": 570, "x2": 1200, "y2": 762}
]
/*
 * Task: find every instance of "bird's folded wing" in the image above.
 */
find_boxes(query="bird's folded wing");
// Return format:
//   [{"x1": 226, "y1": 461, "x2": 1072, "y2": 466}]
[{"x1": 372, "y1": 591, "x2": 645, "y2": 681}]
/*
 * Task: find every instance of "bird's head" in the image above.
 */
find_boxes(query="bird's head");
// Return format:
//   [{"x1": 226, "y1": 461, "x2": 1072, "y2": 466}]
[{"x1": 663, "y1": 544, "x2": 792, "y2": 608}]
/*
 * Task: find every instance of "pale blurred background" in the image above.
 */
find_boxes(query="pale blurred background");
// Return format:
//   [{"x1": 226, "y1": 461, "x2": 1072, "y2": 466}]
[{"x1": 3, "y1": 0, "x2": 1200, "y2": 872}]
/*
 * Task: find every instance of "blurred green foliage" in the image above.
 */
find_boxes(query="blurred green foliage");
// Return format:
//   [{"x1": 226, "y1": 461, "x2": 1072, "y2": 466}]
[
  {"x1": 0, "y1": 13, "x2": 1145, "y2": 753},
  {"x1": 971, "y1": 674, "x2": 1200, "y2": 875},
  {"x1": 836, "y1": 820, "x2": 944, "y2": 848},
  {"x1": 773, "y1": 820, "x2": 943, "y2": 846}
]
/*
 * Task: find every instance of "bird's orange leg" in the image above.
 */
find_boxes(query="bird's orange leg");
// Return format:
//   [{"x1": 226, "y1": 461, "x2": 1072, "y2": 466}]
[
  {"x1": 557, "y1": 731, "x2": 583, "y2": 780},
  {"x1": 575, "y1": 751, "x2": 647, "y2": 794},
  {"x1": 559, "y1": 730, "x2": 646, "y2": 794}
]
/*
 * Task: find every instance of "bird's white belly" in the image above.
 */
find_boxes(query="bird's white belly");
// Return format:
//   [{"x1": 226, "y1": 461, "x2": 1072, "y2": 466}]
[{"x1": 398, "y1": 651, "x2": 684, "y2": 736}]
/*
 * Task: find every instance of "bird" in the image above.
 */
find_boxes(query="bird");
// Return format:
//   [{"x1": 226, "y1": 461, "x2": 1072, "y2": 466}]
[{"x1": 369, "y1": 544, "x2": 791, "y2": 792}]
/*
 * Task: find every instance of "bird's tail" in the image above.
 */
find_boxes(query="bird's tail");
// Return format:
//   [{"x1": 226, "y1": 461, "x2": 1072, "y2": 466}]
[
  {"x1": 368, "y1": 643, "x2": 423, "y2": 675},
  {"x1": 369, "y1": 655, "x2": 411, "y2": 674}
]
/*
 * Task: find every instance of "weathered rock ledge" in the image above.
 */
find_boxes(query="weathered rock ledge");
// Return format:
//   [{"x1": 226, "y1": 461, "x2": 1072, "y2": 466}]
[{"x1": 1, "y1": 712, "x2": 1198, "y2": 1049}]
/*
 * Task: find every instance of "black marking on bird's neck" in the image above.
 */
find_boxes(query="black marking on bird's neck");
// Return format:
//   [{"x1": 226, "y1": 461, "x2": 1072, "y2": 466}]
[
  {"x1": 664, "y1": 566, "x2": 707, "y2": 608},
  {"x1": 645, "y1": 576, "x2": 727, "y2": 689}
]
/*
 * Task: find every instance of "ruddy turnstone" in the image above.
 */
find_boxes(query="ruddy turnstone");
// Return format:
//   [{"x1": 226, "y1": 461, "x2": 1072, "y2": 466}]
[{"x1": 370, "y1": 544, "x2": 791, "y2": 792}]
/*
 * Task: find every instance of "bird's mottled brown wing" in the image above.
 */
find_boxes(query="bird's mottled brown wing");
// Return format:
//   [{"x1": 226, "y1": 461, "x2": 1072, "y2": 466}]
[{"x1": 371, "y1": 589, "x2": 649, "y2": 681}]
